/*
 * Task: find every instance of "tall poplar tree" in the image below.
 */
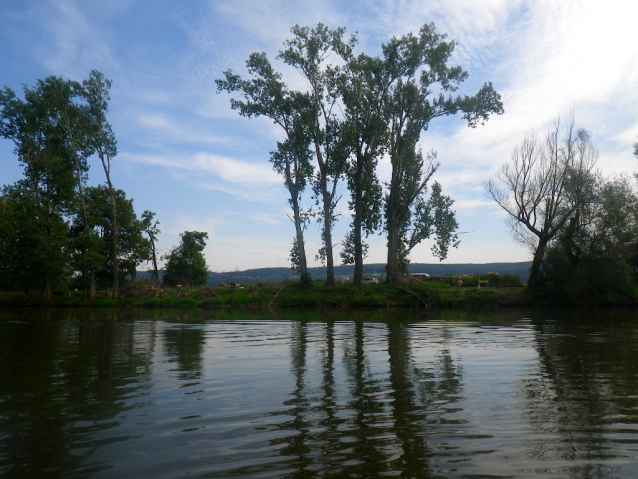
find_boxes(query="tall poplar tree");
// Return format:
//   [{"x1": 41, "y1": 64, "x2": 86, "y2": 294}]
[
  {"x1": 0, "y1": 78, "x2": 79, "y2": 297},
  {"x1": 278, "y1": 24, "x2": 355, "y2": 286},
  {"x1": 382, "y1": 24, "x2": 503, "y2": 283},
  {"x1": 217, "y1": 55, "x2": 314, "y2": 281},
  {"x1": 81, "y1": 71, "x2": 120, "y2": 295}
]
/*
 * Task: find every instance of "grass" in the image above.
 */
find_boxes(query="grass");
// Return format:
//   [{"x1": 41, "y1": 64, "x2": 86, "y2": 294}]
[{"x1": 0, "y1": 278, "x2": 527, "y2": 310}]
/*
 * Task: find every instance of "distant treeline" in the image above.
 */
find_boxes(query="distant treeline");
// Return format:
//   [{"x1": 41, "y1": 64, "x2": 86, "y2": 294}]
[{"x1": 140, "y1": 262, "x2": 531, "y2": 287}]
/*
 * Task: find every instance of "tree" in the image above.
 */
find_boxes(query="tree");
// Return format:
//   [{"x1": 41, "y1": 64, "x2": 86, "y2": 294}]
[
  {"x1": 0, "y1": 78, "x2": 79, "y2": 297},
  {"x1": 339, "y1": 52, "x2": 388, "y2": 286},
  {"x1": 544, "y1": 174, "x2": 638, "y2": 305},
  {"x1": 382, "y1": 25, "x2": 503, "y2": 283},
  {"x1": 486, "y1": 117, "x2": 598, "y2": 292},
  {"x1": 278, "y1": 24, "x2": 355, "y2": 286},
  {"x1": 81, "y1": 71, "x2": 120, "y2": 294},
  {"x1": 216, "y1": 54, "x2": 314, "y2": 281},
  {"x1": 141, "y1": 210, "x2": 161, "y2": 284},
  {"x1": 71, "y1": 186, "x2": 150, "y2": 289},
  {"x1": 163, "y1": 231, "x2": 209, "y2": 287},
  {"x1": 52, "y1": 76, "x2": 100, "y2": 297},
  {"x1": 0, "y1": 188, "x2": 45, "y2": 292}
]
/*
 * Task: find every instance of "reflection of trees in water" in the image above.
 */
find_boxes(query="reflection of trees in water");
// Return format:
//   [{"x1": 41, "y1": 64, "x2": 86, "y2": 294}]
[
  {"x1": 519, "y1": 314, "x2": 638, "y2": 477},
  {"x1": 163, "y1": 325, "x2": 206, "y2": 381},
  {"x1": 387, "y1": 322, "x2": 463, "y2": 477},
  {"x1": 255, "y1": 320, "x2": 464, "y2": 478},
  {"x1": 0, "y1": 312, "x2": 157, "y2": 477}
]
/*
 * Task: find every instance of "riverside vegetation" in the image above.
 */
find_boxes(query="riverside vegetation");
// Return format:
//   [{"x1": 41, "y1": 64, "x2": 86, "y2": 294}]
[
  {"x1": 0, "y1": 273, "x2": 528, "y2": 309},
  {"x1": 3, "y1": 23, "x2": 638, "y2": 307}
]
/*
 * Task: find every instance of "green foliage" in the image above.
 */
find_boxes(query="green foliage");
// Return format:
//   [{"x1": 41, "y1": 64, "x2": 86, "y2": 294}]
[
  {"x1": 542, "y1": 175, "x2": 638, "y2": 305},
  {"x1": 71, "y1": 186, "x2": 150, "y2": 288},
  {"x1": 141, "y1": 210, "x2": 161, "y2": 283},
  {"x1": 163, "y1": 231, "x2": 209, "y2": 287},
  {"x1": 0, "y1": 77, "x2": 85, "y2": 294},
  {"x1": 382, "y1": 24, "x2": 502, "y2": 283}
]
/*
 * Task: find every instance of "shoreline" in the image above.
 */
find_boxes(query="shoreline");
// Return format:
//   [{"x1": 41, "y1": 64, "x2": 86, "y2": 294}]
[{"x1": 0, "y1": 282, "x2": 529, "y2": 309}]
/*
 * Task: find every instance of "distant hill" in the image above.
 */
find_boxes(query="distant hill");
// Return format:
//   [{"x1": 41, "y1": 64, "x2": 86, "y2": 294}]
[{"x1": 202, "y1": 262, "x2": 532, "y2": 286}]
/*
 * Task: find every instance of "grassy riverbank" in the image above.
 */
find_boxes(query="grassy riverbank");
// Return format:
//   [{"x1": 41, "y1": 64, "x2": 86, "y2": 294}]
[{"x1": 0, "y1": 276, "x2": 527, "y2": 309}]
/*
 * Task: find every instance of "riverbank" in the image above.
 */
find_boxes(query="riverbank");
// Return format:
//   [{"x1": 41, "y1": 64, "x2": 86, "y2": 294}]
[{"x1": 0, "y1": 280, "x2": 527, "y2": 309}]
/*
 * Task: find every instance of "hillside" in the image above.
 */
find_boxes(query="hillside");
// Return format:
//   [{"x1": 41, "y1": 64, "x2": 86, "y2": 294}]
[{"x1": 201, "y1": 262, "x2": 532, "y2": 286}]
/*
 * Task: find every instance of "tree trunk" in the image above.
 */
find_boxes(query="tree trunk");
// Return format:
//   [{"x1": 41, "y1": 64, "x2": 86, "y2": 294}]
[
  {"x1": 526, "y1": 237, "x2": 548, "y2": 292},
  {"x1": 108, "y1": 180, "x2": 118, "y2": 297},
  {"x1": 385, "y1": 178, "x2": 401, "y2": 284},
  {"x1": 353, "y1": 165, "x2": 364, "y2": 287},
  {"x1": 151, "y1": 242, "x2": 159, "y2": 285},
  {"x1": 322, "y1": 187, "x2": 335, "y2": 287},
  {"x1": 292, "y1": 198, "x2": 308, "y2": 278},
  {"x1": 386, "y1": 225, "x2": 400, "y2": 284}
]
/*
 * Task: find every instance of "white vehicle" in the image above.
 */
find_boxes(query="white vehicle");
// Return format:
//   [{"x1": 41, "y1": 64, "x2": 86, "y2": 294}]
[{"x1": 363, "y1": 277, "x2": 379, "y2": 284}]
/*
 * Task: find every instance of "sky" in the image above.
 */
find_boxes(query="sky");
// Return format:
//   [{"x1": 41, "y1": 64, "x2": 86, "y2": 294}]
[{"x1": 1, "y1": 0, "x2": 638, "y2": 273}]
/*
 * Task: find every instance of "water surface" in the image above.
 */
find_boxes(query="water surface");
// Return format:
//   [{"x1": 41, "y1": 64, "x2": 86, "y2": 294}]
[{"x1": 2, "y1": 307, "x2": 638, "y2": 478}]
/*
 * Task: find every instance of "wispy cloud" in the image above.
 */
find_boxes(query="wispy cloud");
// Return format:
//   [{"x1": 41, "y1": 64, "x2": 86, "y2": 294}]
[{"x1": 123, "y1": 151, "x2": 280, "y2": 185}]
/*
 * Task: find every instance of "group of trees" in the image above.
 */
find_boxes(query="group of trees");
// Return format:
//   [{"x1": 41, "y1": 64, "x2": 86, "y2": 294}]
[
  {"x1": 0, "y1": 71, "x2": 210, "y2": 296},
  {"x1": 217, "y1": 23, "x2": 503, "y2": 286},
  {"x1": 487, "y1": 116, "x2": 638, "y2": 305}
]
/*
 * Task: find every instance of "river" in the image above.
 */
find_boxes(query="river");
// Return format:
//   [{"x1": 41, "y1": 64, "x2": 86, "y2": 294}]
[{"x1": 2, "y1": 307, "x2": 638, "y2": 478}]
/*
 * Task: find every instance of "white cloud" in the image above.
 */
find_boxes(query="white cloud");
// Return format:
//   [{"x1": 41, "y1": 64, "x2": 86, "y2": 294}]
[{"x1": 124, "y1": 152, "x2": 280, "y2": 185}]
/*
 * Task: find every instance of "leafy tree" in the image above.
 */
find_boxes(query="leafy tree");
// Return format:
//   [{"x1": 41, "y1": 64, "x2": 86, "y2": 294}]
[
  {"x1": 339, "y1": 52, "x2": 388, "y2": 286},
  {"x1": 0, "y1": 188, "x2": 47, "y2": 292},
  {"x1": 382, "y1": 25, "x2": 503, "y2": 283},
  {"x1": 51, "y1": 76, "x2": 100, "y2": 297},
  {"x1": 81, "y1": 71, "x2": 120, "y2": 294},
  {"x1": 544, "y1": 175, "x2": 638, "y2": 305},
  {"x1": 71, "y1": 186, "x2": 150, "y2": 288},
  {"x1": 163, "y1": 231, "x2": 209, "y2": 287},
  {"x1": 486, "y1": 117, "x2": 598, "y2": 292},
  {"x1": 0, "y1": 78, "x2": 79, "y2": 297},
  {"x1": 141, "y1": 210, "x2": 161, "y2": 284},
  {"x1": 216, "y1": 55, "x2": 313, "y2": 280},
  {"x1": 278, "y1": 24, "x2": 355, "y2": 286}
]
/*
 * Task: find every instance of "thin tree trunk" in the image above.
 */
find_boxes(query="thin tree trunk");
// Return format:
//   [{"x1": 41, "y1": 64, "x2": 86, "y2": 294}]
[
  {"x1": 109, "y1": 185, "x2": 118, "y2": 295},
  {"x1": 322, "y1": 186, "x2": 335, "y2": 287},
  {"x1": 353, "y1": 163, "x2": 364, "y2": 287},
  {"x1": 99, "y1": 143, "x2": 119, "y2": 297},
  {"x1": 292, "y1": 197, "x2": 308, "y2": 278}
]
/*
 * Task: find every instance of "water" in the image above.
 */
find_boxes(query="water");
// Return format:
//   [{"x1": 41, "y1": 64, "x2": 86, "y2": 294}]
[{"x1": 2, "y1": 308, "x2": 638, "y2": 478}]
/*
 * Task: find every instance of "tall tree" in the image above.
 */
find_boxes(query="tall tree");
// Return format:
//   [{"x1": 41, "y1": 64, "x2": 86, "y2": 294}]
[
  {"x1": 278, "y1": 24, "x2": 355, "y2": 286},
  {"x1": 81, "y1": 71, "x2": 120, "y2": 295},
  {"x1": 0, "y1": 79, "x2": 79, "y2": 297},
  {"x1": 163, "y1": 231, "x2": 209, "y2": 287},
  {"x1": 216, "y1": 54, "x2": 314, "y2": 281},
  {"x1": 339, "y1": 52, "x2": 388, "y2": 286},
  {"x1": 486, "y1": 117, "x2": 598, "y2": 292},
  {"x1": 141, "y1": 210, "x2": 161, "y2": 285},
  {"x1": 382, "y1": 25, "x2": 503, "y2": 283},
  {"x1": 52, "y1": 76, "x2": 100, "y2": 297}
]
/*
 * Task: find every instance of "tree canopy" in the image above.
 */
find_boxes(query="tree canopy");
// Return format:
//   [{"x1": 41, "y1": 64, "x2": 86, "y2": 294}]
[
  {"x1": 218, "y1": 22, "x2": 502, "y2": 286},
  {"x1": 162, "y1": 231, "x2": 209, "y2": 287}
]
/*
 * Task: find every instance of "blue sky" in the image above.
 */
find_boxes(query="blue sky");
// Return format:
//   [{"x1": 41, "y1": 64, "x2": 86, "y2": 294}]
[{"x1": 2, "y1": 0, "x2": 638, "y2": 273}]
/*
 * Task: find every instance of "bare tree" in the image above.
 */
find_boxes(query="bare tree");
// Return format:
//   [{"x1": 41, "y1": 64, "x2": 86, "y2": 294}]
[{"x1": 486, "y1": 116, "x2": 598, "y2": 291}]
